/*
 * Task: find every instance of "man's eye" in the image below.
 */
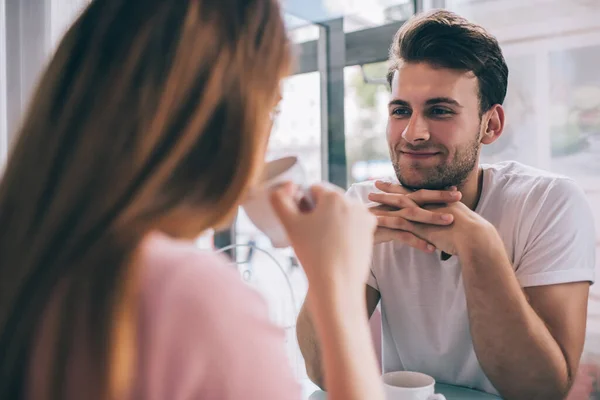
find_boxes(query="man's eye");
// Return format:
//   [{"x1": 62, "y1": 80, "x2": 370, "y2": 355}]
[
  {"x1": 430, "y1": 108, "x2": 453, "y2": 116},
  {"x1": 392, "y1": 108, "x2": 411, "y2": 116}
]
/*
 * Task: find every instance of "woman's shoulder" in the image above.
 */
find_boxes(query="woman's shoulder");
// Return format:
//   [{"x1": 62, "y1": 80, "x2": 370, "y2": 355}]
[
  {"x1": 138, "y1": 231, "x2": 266, "y2": 322},
  {"x1": 133, "y1": 232, "x2": 300, "y2": 399}
]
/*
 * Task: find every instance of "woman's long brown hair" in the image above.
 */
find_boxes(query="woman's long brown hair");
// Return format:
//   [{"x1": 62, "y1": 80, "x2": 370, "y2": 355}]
[{"x1": 0, "y1": 0, "x2": 290, "y2": 399}]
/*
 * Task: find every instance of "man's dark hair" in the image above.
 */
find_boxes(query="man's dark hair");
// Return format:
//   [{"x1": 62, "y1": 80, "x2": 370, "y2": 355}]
[{"x1": 387, "y1": 9, "x2": 509, "y2": 114}]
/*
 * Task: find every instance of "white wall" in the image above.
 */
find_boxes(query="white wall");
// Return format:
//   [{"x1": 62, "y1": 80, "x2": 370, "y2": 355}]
[
  {"x1": 0, "y1": 0, "x2": 7, "y2": 169},
  {"x1": 49, "y1": 0, "x2": 89, "y2": 54},
  {"x1": 0, "y1": 0, "x2": 89, "y2": 166}
]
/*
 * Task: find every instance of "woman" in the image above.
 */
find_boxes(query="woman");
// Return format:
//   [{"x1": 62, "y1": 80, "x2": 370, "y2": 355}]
[{"x1": 0, "y1": 1, "x2": 384, "y2": 399}]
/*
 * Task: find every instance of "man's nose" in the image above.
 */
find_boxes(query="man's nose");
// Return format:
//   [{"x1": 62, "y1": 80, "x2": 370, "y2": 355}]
[{"x1": 402, "y1": 115, "x2": 430, "y2": 144}]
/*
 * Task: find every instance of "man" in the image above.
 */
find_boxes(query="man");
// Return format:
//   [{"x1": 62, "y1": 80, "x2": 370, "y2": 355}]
[{"x1": 297, "y1": 9, "x2": 596, "y2": 399}]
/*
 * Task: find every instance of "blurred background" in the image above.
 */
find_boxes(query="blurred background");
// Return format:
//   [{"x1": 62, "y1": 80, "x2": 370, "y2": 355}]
[{"x1": 1, "y1": 0, "x2": 600, "y2": 397}]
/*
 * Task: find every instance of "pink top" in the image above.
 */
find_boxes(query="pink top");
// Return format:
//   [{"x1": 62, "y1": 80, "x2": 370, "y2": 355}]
[{"x1": 28, "y1": 232, "x2": 301, "y2": 399}]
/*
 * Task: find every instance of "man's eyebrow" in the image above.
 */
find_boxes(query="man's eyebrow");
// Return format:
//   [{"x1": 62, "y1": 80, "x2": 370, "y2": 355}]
[
  {"x1": 388, "y1": 98, "x2": 463, "y2": 108},
  {"x1": 425, "y1": 97, "x2": 463, "y2": 107},
  {"x1": 388, "y1": 99, "x2": 410, "y2": 107}
]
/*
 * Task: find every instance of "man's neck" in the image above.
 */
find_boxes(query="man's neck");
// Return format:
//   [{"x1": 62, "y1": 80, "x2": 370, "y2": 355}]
[{"x1": 458, "y1": 166, "x2": 484, "y2": 211}]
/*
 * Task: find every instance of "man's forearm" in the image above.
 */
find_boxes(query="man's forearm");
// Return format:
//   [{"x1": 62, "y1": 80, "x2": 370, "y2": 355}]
[
  {"x1": 458, "y1": 228, "x2": 570, "y2": 399},
  {"x1": 297, "y1": 303, "x2": 326, "y2": 389}
]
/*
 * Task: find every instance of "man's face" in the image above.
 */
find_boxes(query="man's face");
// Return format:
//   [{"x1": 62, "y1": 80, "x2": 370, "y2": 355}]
[{"x1": 387, "y1": 62, "x2": 485, "y2": 190}]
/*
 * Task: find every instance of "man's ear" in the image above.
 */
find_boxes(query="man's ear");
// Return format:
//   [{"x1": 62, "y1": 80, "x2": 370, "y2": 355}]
[{"x1": 481, "y1": 104, "x2": 505, "y2": 145}]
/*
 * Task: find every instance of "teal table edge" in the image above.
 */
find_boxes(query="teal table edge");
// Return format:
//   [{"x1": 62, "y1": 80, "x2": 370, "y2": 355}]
[
  {"x1": 309, "y1": 383, "x2": 501, "y2": 399},
  {"x1": 436, "y1": 383, "x2": 501, "y2": 399}
]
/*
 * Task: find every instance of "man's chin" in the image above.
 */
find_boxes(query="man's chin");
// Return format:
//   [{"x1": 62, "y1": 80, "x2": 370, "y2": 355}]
[
  {"x1": 398, "y1": 177, "x2": 455, "y2": 191},
  {"x1": 395, "y1": 165, "x2": 458, "y2": 190}
]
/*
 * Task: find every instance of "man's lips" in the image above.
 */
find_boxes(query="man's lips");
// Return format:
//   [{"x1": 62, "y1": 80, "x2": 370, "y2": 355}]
[{"x1": 400, "y1": 150, "x2": 441, "y2": 159}]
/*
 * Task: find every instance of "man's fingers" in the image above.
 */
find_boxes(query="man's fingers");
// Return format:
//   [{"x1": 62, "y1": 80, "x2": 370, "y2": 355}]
[
  {"x1": 407, "y1": 189, "x2": 462, "y2": 205},
  {"x1": 399, "y1": 206, "x2": 454, "y2": 224},
  {"x1": 368, "y1": 192, "x2": 418, "y2": 209},
  {"x1": 375, "y1": 227, "x2": 435, "y2": 253},
  {"x1": 368, "y1": 190, "x2": 461, "y2": 210},
  {"x1": 369, "y1": 204, "x2": 400, "y2": 215},
  {"x1": 373, "y1": 207, "x2": 453, "y2": 225},
  {"x1": 374, "y1": 180, "x2": 410, "y2": 194},
  {"x1": 376, "y1": 216, "x2": 416, "y2": 231}
]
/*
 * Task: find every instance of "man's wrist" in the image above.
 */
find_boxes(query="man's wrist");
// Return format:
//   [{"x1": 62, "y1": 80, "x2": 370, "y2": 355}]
[{"x1": 455, "y1": 219, "x2": 501, "y2": 258}]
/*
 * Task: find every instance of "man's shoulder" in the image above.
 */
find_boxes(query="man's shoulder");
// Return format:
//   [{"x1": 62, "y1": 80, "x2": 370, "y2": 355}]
[
  {"x1": 482, "y1": 161, "x2": 589, "y2": 220},
  {"x1": 483, "y1": 161, "x2": 579, "y2": 197},
  {"x1": 484, "y1": 160, "x2": 568, "y2": 182}
]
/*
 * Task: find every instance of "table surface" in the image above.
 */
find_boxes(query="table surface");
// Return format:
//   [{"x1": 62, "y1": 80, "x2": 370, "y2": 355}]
[{"x1": 308, "y1": 383, "x2": 501, "y2": 399}]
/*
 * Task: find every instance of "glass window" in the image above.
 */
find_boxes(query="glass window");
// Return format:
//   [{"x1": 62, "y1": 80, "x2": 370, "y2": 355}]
[
  {"x1": 549, "y1": 45, "x2": 600, "y2": 178},
  {"x1": 344, "y1": 62, "x2": 393, "y2": 184},
  {"x1": 480, "y1": 55, "x2": 538, "y2": 166},
  {"x1": 231, "y1": 70, "x2": 321, "y2": 398},
  {"x1": 230, "y1": 17, "x2": 323, "y2": 395},
  {"x1": 340, "y1": 0, "x2": 415, "y2": 33},
  {"x1": 285, "y1": 0, "x2": 414, "y2": 33}
]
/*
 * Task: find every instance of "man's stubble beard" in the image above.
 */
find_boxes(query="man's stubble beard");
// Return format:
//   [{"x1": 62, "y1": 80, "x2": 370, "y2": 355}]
[{"x1": 392, "y1": 131, "x2": 481, "y2": 191}]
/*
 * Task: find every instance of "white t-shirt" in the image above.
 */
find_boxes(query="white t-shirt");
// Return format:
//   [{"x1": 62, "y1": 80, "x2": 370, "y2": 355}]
[{"x1": 347, "y1": 161, "x2": 596, "y2": 395}]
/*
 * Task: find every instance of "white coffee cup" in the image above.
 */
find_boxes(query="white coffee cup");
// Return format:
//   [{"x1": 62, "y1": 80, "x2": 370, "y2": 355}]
[
  {"x1": 242, "y1": 156, "x2": 313, "y2": 248},
  {"x1": 382, "y1": 371, "x2": 446, "y2": 400}
]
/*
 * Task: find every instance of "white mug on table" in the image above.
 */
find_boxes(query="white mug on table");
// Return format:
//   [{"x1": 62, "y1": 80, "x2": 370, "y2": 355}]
[
  {"x1": 308, "y1": 371, "x2": 447, "y2": 400},
  {"x1": 383, "y1": 371, "x2": 446, "y2": 400}
]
